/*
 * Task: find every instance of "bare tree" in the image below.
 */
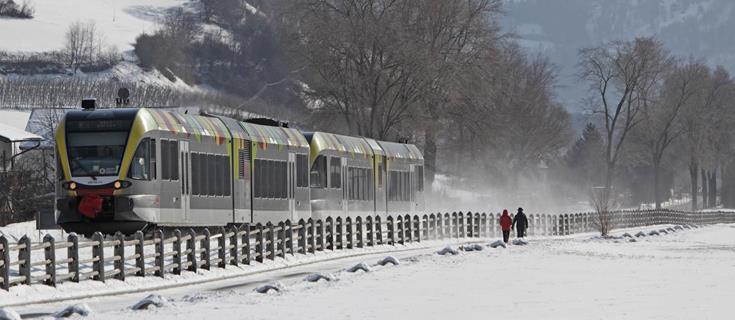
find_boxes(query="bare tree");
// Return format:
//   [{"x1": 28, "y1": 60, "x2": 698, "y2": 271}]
[
  {"x1": 635, "y1": 61, "x2": 706, "y2": 209},
  {"x1": 64, "y1": 21, "x2": 103, "y2": 72},
  {"x1": 578, "y1": 38, "x2": 669, "y2": 235}
]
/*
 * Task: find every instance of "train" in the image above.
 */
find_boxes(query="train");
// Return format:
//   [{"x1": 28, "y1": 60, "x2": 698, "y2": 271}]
[{"x1": 54, "y1": 104, "x2": 425, "y2": 235}]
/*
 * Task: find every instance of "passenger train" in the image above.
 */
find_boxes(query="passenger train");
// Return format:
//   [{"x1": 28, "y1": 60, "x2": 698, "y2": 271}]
[{"x1": 54, "y1": 105, "x2": 425, "y2": 235}]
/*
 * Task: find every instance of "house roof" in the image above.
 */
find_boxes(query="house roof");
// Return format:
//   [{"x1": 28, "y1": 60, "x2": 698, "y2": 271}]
[{"x1": 0, "y1": 110, "x2": 42, "y2": 143}]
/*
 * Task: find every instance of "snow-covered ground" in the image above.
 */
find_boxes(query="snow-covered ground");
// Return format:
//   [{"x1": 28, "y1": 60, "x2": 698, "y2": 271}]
[
  {"x1": 0, "y1": 0, "x2": 185, "y2": 53},
  {"x1": 4, "y1": 223, "x2": 732, "y2": 319}
]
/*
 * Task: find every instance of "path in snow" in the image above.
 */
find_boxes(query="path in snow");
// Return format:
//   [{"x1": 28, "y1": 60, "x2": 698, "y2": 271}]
[{"x1": 28, "y1": 224, "x2": 732, "y2": 320}]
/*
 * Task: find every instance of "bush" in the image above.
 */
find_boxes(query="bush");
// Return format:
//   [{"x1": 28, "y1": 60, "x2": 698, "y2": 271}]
[{"x1": 0, "y1": 0, "x2": 34, "y2": 19}]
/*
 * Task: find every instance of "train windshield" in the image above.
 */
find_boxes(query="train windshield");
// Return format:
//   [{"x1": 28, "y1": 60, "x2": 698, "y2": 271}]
[{"x1": 67, "y1": 131, "x2": 128, "y2": 177}]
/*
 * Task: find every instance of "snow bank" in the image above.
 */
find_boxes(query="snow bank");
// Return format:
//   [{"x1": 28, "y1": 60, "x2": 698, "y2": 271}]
[
  {"x1": 345, "y1": 262, "x2": 371, "y2": 273},
  {"x1": 436, "y1": 246, "x2": 459, "y2": 256},
  {"x1": 489, "y1": 240, "x2": 507, "y2": 248},
  {"x1": 377, "y1": 256, "x2": 400, "y2": 266},
  {"x1": 53, "y1": 303, "x2": 92, "y2": 318},
  {"x1": 460, "y1": 244, "x2": 484, "y2": 252},
  {"x1": 303, "y1": 273, "x2": 335, "y2": 283},
  {"x1": 0, "y1": 308, "x2": 20, "y2": 320},
  {"x1": 512, "y1": 239, "x2": 528, "y2": 245},
  {"x1": 131, "y1": 294, "x2": 169, "y2": 310},
  {"x1": 254, "y1": 283, "x2": 283, "y2": 294}
]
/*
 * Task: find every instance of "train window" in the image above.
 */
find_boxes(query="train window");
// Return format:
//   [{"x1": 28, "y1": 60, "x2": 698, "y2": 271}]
[
  {"x1": 191, "y1": 153, "x2": 198, "y2": 195},
  {"x1": 223, "y1": 155, "x2": 231, "y2": 197},
  {"x1": 254, "y1": 159, "x2": 262, "y2": 198},
  {"x1": 368, "y1": 168, "x2": 374, "y2": 200},
  {"x1": 348, "y1": 167, "x2": 354, "y2": 200},
  {"x1": 170, "y1": 140, "x2": 179, "y2": 181},
  {"x1": 329, "y1": 157, "x2": 341, "y2": 189},
  {"x1": 161, "y1": 140, "x2": 170, "y2": 180},
  {"x1": 128, "y1": 138, "x2": 150, "y2": 180},
  {"x1": 215, "y1": 155, "x2": 223, "y2": 196},
  {"x1": 205, "y1": 154, "x2": 214, "y2": 196},
  {"x1": 150, "y1": 139, "x2": 157, "y2": 180},
  {"x1": 266, "y1": 160, "x2": 274, "y2": 198},
  {"x1": 280, "y1": 161, "x2": 288, "y2": 198},
  {"x1": 272, "y1": 161, "x2": 279, "y2": 199},
  {"x1": 310, "y1": 155, "x2": 327, "y2": 188},
  {"x1": 296, "y1": 154, "x2": 308, "y2": 188}
]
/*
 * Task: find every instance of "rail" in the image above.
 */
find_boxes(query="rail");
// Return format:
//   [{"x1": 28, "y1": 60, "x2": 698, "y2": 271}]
[{"x1": 0, "y1": 209, "x2": 732, "y2": 290}]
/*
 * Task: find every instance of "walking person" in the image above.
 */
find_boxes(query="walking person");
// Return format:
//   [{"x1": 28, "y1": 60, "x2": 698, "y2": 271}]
[
  {"x1": 513, "y1": 207, "x2": 528, "y2": 238},
  {"x1": 500, "y1": 209, "x2": 512, "y2": 243}
]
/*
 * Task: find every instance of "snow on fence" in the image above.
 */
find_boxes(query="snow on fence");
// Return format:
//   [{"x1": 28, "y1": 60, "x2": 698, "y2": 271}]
[{"x1": 0, "y1": 210, "x2": 733, "y2": 291}]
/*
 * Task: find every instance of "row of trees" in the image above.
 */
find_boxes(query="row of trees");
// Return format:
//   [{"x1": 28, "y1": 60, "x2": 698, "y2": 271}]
[
  {"x1": 572, "y1": 38, "x2": 735, "y2": 233},
  {"x1": 273, "y1": 0, "x2": 571, "y2": 198},
  {"x1": 0, "y1": 0, "x2": 33, "y2": 19}
]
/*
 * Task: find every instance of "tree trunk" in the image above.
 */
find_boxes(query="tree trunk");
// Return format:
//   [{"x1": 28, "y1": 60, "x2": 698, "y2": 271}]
[
  {"x1": 709, "y1": 169, "x2": 717, "y2": 208},
  {"x1": 423, "y1": 129, "x2": 437, "y2": 188},
  {"x1": 701, "y1": 169, "x2": 709, "y2": 208},
  {"x1": 653, "y1": 159, "x2": 661, "y2": 210},
  {"x1": 690, "y1": 160, "x2": 698, "y2": 211}
]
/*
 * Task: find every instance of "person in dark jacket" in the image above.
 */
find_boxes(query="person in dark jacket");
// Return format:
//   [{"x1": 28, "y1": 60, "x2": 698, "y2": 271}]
[
  {"x1": 512, "y1": 207, "x2": 528, "y2": 238},
  {"x1": 499, "y1": 209, "x2": 512, "y2": 243}
]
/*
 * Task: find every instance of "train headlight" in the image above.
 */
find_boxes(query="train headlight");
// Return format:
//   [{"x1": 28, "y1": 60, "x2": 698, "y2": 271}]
[
  {"x1": 114, "y1": 180, "x2": 132, "y2": 189},
  {"x1": 62, "y1": 181, "x2": 77, "y2": 190}
]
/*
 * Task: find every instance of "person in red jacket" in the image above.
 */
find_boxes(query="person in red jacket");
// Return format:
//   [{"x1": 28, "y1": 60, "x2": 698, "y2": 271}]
[{"x1": 500, "y1": 209, "x2": 512, "y2": 243}]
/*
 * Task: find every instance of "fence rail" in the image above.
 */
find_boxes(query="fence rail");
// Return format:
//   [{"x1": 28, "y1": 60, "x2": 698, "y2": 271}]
[{"x1": 0, "y1": 209, "x2": 733, "y2": 291}]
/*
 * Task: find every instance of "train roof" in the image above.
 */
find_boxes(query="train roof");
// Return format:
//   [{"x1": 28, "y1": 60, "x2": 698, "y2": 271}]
[
  {"x1": 144, "y1": 108, "x2": 231, "y2": 143},
  {"x1": 378, "y1": 140, "x2": 423, "y2": 161},
  {"x1": 240, "y1": 121, "x2": 308, "y2": 148},
  {"x1": 309, "y1": 131, "x2": 374, "y2": 160}
]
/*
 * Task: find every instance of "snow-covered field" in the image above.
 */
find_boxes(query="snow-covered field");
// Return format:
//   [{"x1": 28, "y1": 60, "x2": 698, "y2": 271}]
[
  {"x1": 4, "y1": 223, "x2": 733, "y2": 319},
  {"x1": 0, "y1": 0, "x2": 185, "y2": 53}
]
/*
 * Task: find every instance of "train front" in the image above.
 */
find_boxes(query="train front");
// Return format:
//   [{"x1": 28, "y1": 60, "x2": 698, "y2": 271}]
[{"x1": 55, "y1": 107, "x2": 158, "y2": 235}]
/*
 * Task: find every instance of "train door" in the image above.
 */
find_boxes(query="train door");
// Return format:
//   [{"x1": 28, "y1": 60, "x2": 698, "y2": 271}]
[
  {"x1": 288, "y1": 152, "x2": 296, "y2": 221},
  {"x1": 180, "y1": 141, "x2": 191, "y2": 221}
]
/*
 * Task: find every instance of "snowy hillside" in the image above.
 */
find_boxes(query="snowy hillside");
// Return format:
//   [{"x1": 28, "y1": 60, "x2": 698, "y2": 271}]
[{"x1": 0, "y1": 0, "x2": 185, "y2": 53}]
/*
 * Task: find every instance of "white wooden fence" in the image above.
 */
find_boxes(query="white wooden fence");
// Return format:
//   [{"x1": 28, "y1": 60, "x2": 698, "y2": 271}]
[{"x1": 1, "y1": 210, "x2": 733, "y2": 291}]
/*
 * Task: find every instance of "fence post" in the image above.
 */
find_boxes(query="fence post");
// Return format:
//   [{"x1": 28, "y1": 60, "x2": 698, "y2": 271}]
[
  {"x1": 307, "y1": 218, "x2": 316, "y2": 254},
  {"x1": 16, "y1": 235, "x2": 31, "y2": 285},
  {"x1": 451, "y1": 212, "x2": 458, "y2": 238},
  {"x1": 155, "y1": 229, "x2": 165, "y2": 277},
  {"x1": 43, "y1": 234, "x2": 56, "y2": 286},
  {"x1": 277, "y1": 222, "x2": 286, "y2": 258},
  {"x1": 285, "y1": 220, "x2": 294, "y2": 255},
  {"x1": 405, "y1": 215, "x2": 412, "y2": 243},
  {"x1": 201, "y1": 228, "x2": 211, "y2": 270},
  {"x1": 114, "y1": 232, "x2": 125, "y2": 280},
  {"x1": 387, "y1": 216, "x2": 395, "y2": 245},
  {"x1": 134, "y1": 231, "x2": 145, "y2": 276},
  {"x1": 421, "y1": 215, "x2": 428, "y2": 241},
  {"x1": 356, "y1": 216, "x2": 364, "y2": 248},
  {"x1": 187, "y1": 229, "x2": 197, "y2": 272},
  {"x1": 434, "y1": 212, "x2": 444, "y2": 239},
  {"x1": 298, "y1": 219, "x2": 306, "y2": 254},
  {"x1": 366, "y1": 216, "x2": 374, "y2": 246},
  {"x1": 336, "y1": 217, "x2": 343, "y2": 249},
  {"x1": 467, "y1": 212, "x2": 474, "y2": 238},
  {"x1": 267, "y1": 222, "x2": 275, "y2": 260},
  {"x1": 241, "y1": 224, "x2": 251, "y2": 265},
  {"x1": 0, "y1": 236, "x2": 9, "y2": 290},
  {"x1": 326, "y1": 217, "x2": 335, "y2": 250},
  {"x1": 346, "y1": 217, "x2": 354, "y2": 249},
  {"x1": 255, "y1": 224, "x2": 264, "y2": 263},
  {"x1": 173, "y1": 229, "x2": 182, "y2": 275},
  {"x1": 92, "y1": 232, "x2": 105, "y2": 282},
  {"x1": 229, "y1": 225, "x2": 239, "y2": 266},
  {"x1": 314, "y1": 219, "x2": 323, "y2": 251},
  {"x1": 375, "y1": 216, "x2": 383, "y2": 245},
  {"x1": 218, "y1": 227, "x2": 227, "y2": 268},
  {"x1": 397, "y1": 216, "x2": 405, "y2": 245}
]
